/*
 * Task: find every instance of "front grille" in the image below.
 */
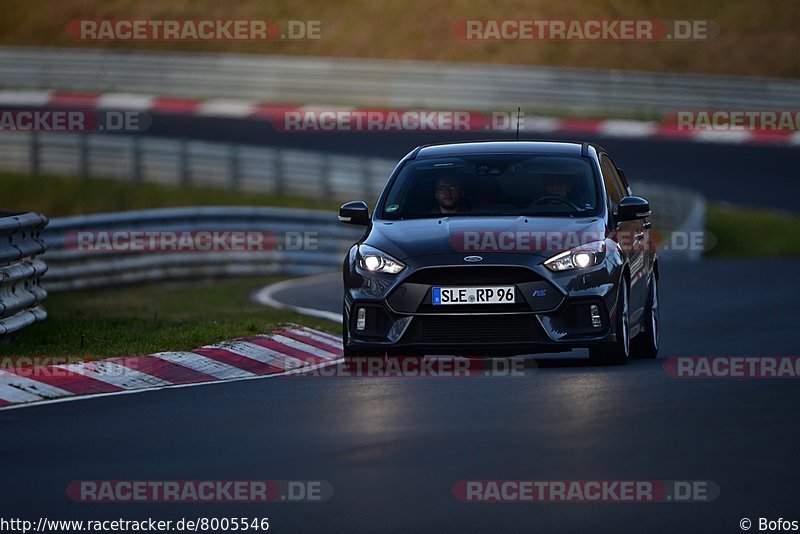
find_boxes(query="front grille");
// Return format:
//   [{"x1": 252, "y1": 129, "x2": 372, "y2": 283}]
[
  {"x1": 405, "y1": 266, "x2": 539, "y2": 285},
  {"x1": 416, "y1": 314, "x2": 539, "y2": 343}
]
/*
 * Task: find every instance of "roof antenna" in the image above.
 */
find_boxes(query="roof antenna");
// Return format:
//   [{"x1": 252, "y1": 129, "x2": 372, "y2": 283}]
[{"x1": 515, "y1": 107, "x2": 521, "y2": 140}]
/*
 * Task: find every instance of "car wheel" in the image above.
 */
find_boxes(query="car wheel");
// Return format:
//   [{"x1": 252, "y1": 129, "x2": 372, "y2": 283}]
[
  {"x1": 631, "y1": 275, "x2": 659, "y2": 359},
  {"x1": 589, "y1": 282, "x2": 630, "y2": 365}
]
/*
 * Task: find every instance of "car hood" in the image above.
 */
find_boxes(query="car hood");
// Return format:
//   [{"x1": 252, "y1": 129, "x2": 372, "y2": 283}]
[{"x1": 365, "y1": 216, "x2": 607, "y2": 261}]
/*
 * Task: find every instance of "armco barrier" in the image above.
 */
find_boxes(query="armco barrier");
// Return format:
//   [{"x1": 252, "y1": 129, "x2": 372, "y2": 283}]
[
  {"x1": 1, "y1": 47, "x2": 798, "y2": 117},
  {"x1": 0, "y1": 211, "x2": 48, "y2": 338},
  {"x1": 0, "y1": 132, "x2": 396, "y2": 202},
  {"x1": 634, "y1": 182, "x2": 706, "y2": 262},
  {"x1": 41, "y1": 207, "x2": 363, "y2": 291}
]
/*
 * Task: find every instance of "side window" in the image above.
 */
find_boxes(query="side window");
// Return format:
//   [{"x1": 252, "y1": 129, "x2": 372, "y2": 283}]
[
  {"x1": 606, "y1": 156, "x2": 632, "y2": 196},
  {"x1": 600, "y1": 155, "x2": 624, "y2": 205}
]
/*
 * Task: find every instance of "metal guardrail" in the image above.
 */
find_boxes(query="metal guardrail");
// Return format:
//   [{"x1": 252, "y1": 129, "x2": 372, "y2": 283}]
[
  {"x1": 633, "y1": 183, "x2": 706, "y2": 262},
  {"x1": 0, "y1": 132, "x2": 395, "y2": 201},
  {"x1": 1, "y1": 47, "x2": 799, "y2": 117},
  {"x1": 0, "y1": 211, "x2": 48, "y2": 338},
  {"x1": 42, "y1": 207, "x2": 363, "y2": 291}
]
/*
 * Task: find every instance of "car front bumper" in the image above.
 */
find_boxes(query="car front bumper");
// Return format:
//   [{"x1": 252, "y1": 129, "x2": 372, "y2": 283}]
[{"x1": 344, "y1": 255, "x2": 623, "y2": 357}]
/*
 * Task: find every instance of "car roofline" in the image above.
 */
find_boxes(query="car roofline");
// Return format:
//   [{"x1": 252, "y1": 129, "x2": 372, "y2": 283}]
[{"x1": 408, "y1": 139, "x2": 605, "y2": 159}]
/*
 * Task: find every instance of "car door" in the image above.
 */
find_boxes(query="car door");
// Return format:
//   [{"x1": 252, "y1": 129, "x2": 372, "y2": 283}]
[
  {"x1": 612, "y1": 158, "x2": 654, "y2": 284},
  {"x1": 600, "y1": 155, "x2": 647, "y2": 318}
]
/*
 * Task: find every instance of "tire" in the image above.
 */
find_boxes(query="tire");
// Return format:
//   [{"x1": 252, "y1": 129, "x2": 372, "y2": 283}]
[
  {"x1": 589, "y1": 282, "x2": 630, "y2": 365},
  {"x1": 631, "y1": 275, "x2": 659, "y2": 359}
]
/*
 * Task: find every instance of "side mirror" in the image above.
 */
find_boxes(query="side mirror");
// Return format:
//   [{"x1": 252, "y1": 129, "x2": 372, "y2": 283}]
[
  {"x1": 617, "y1": 196, "x2": 651, "y2": 222},
  {"x1": 338, "y1": 201, "x2": 370, "y2": 226}
]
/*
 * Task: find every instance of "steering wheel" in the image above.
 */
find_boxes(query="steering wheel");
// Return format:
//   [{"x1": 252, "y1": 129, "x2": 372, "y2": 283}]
[{"x1": 531, "y1": 196, "x2": 580, "y2": 211}]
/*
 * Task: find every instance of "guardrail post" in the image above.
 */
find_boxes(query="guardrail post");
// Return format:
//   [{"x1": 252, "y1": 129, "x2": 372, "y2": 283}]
[
  {"x1": 228, "y1": 144, "x2": 240, "y2": 192},
  {"x1": 131, "y1": 136, "x2": 142, "y2": 184},
  {"x1": 28, "y1": 132, "x2": 40, "y2": 176},
  {"x1": 78, "y1": 134, "x2": 89, "y2": 179},
  {"x1": 179, "y1": 140, "x2": 190, "y2": 186}
]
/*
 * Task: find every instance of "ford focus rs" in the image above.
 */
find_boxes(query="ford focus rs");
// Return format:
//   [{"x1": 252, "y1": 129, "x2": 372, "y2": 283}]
[{"x1": 339, "y1": 141, "x2": 659, "y2": 365}]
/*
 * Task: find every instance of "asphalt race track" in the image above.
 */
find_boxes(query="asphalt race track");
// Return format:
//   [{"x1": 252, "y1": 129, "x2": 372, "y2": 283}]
[
  {"x1": 2, "y1": 258, "x2": 799, "y2": 533},
  {"x1": 2, "y1": 112, "x2": 798, "y2": 532}
]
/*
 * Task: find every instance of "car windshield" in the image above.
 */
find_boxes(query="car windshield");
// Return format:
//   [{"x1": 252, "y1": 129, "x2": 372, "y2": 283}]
[{"x1": 379, "y1": 154, "x2": 600, "y2": 219}]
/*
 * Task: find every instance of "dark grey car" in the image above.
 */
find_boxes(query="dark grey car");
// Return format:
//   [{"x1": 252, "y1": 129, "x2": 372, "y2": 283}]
[{"x1": 338, "y1": 140, "x2": 659, "y2": 365}]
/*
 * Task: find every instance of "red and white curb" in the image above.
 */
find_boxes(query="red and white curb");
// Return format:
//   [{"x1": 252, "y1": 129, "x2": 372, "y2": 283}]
[
  {"x1": 1, "y1": 89, "x2": 798, "y2": 146},
  {"x1": 0, "y1": 325, "x2": 342, "y2": 411}
]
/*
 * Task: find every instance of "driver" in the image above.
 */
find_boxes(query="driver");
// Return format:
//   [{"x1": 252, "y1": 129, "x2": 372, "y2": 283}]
[
  {"x1": 541, "y1": 173, "x2": 572, "y2": 204},
  {"x1": 432, "y1": 175, "x2": 468, "y2": 214}
]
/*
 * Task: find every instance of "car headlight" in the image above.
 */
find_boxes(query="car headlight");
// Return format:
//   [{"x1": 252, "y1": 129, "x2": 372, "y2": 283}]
[
  {"x1": 357, "y1": 245, "x2": 405, "y2": 274},
  {"x1": 544, "y1": 240, "x2": 606, "y2": 272}
]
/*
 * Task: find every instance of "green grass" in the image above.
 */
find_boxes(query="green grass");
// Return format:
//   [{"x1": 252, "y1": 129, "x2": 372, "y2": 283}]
[
  {"x1": 0, "y1": 0, "x2": 797, "y2": 78},
  {"x1": 0, "y1": 172, "x2": 342, "y2": 217},
  {"x1": 706, "y1": 204, "x2": 800, "y2": 258},
  {"x1": 0, "y1": 172, "x2": 344, "y2": 362},
  {"x1": 0, "y1": 276, "x2": 340, "y2": 360}
]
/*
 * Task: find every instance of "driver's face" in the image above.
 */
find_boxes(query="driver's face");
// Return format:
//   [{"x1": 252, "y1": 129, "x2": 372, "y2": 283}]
[
  {"x1": 544, "y1": 178, "x2": 570, "y2": 198},
  {"x1": 435, "y1": 177, "x2": 463, "y2": 209}
]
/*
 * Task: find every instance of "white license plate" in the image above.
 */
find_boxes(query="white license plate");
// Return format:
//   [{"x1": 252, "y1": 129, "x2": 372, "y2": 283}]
[{"x1": 432, "y1": 286, "x2": 515, "y2": 305}]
